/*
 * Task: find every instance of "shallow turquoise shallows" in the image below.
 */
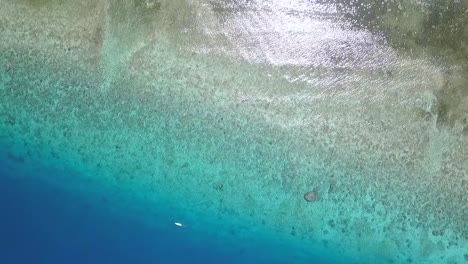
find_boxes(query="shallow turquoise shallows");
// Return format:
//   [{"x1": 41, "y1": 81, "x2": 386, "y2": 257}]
[{"x1": 1, "y1": 1, "x2": 468, "y2": 263}]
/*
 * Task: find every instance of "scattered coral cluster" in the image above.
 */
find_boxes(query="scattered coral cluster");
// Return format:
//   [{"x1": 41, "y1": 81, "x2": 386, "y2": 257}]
[{"x1": 1, "y1": 1, "x2": 467, "y2": 263}]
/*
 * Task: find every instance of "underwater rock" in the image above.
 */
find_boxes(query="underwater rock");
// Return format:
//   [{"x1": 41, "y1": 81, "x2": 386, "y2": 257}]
[
  {"x1": 213, "y1": 182, "x2": 224, "y2": 191},
  {"x1": 304, "y1": 190, "x2": 318, "y2": 202},
  {"x1": 7, "y1": 116, "x2": 16, "y2": 125}
]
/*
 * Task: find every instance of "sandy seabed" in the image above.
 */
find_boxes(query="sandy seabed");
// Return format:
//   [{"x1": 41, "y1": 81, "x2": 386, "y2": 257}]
[{"x1": 1, "y1": 1, "x2": 467, "y2": 263}]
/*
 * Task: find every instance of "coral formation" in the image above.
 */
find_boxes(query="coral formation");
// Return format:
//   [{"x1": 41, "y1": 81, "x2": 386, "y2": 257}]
[
  {"x1": 1, "y1": 0, "x2": 467, "y2": 263},
  {"x1": 304, "y1": 190, "x2": 318, "y2": 202}
]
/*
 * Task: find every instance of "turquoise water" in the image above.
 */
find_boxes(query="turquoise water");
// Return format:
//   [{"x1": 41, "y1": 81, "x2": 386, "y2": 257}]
[
  {"x1": 0, "y1": 154, "x2": 331, "y2": 263},
  {"x1": 1, "y1": 0, "x2": 468, "y2": 263}
]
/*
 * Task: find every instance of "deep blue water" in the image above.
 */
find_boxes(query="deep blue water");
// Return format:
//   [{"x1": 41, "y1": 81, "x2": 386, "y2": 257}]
[{"x1": 0, "y1": 156, "x2": 331, "y2": 264}]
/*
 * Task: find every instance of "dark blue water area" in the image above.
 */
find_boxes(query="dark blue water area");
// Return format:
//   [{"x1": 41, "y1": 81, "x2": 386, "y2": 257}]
[{"x1": 0, "y1": 155, "x2": 334, "y2": 264}]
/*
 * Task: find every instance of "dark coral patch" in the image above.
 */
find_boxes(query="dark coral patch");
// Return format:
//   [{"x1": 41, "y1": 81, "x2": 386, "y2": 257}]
[{"x1": 304, "y1": 190, "x2": 318, "y2": 202}]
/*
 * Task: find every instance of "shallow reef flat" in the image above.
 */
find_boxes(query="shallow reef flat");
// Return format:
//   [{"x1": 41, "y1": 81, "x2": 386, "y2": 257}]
[{"x1": 1, "y1": 0, "x2": 468, "y2": 263}]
